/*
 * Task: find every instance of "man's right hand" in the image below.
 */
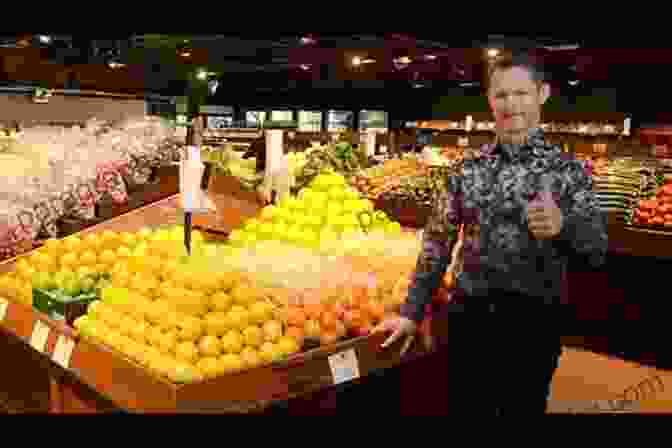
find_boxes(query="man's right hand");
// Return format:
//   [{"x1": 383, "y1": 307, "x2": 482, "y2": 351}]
[{"x1": 373, "y1": 316, "x2": 418, "y2": 356}]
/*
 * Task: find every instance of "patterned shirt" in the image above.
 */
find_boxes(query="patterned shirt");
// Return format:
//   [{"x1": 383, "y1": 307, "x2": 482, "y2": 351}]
[{"x1": 401, "y1": 128, "x2": 608, "y2": 322}]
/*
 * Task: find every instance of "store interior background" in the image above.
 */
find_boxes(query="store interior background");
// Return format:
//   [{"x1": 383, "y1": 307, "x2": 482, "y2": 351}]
[
  {"x1": 2, "y1": 33, "x2": 672, "y2": 413},
  {"x1": 1, "y1": 33, "x2": 670, "y2": 357}
]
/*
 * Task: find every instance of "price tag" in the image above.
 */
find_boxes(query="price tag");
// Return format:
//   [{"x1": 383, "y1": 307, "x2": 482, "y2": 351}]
[
  {"x1": 328, "y1": 348, "x2": 360, "y2": 385},
  {"x1": 30, "y1": 320, "x2": 50, "y2": 353},
  {"x1": 0, "y1": 298, "x2": 8, "y2": 322},
  {"x1": 52, "y1": 335, "x2": 75, "y2": 369}
]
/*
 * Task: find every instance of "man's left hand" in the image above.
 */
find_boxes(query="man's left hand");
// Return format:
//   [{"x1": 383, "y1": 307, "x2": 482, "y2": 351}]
[{"x1": 527, "y1": 193, "x2": 563, "y2": 240}]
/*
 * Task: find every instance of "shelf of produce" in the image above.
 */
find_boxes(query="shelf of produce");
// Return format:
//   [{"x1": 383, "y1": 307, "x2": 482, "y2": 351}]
[{"x1": 0, "y1": 191, "x2": 444, "y2": 413}]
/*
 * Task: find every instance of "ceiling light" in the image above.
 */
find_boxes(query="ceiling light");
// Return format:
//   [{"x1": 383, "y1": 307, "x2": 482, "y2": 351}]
[
  {"x1": 38, "y1": 35, "x2": 51, "y2": 44},
  {"x1": 300, "y1": 36, "x2": 316, "y2": 45},
  {"x1": 107, "y1": 61, "x2": 126, "y2": 69},
  {"x1": 362, "y1": 58, "x2": 376, "y2": 64},
  {"x1": 208, "y1": 80, "x2": 219, "y2": 95},
  {"x1": 569, "y1": 80, "x2": 579, "y2": 86},
  {"x1": 179, "y1": 50, "x2": 192, "y2": 57},
  {"x1": 543, "y1": 45, "x2": 580, "y2": 52},
  {"x1": 413, "y1": 83, "x2": 424, "y2": 88},
  {"x1": 352, "y1": 56, "x2": 362, "y2": 66},
  {"x1": 424, "y1": 54, "x2": 437, "y2": 60},
  {"x1": 300, "y1": 64, "x2": 311, "y2": 71},
  {"x1": 196, "y1": 69, "x2": 208, "y2": 80},
  {"x1": 395, "y1": 56, "x2": 413, "y2": 65},
  {"x1": 487, "y1": 48, "x2": 499, "y2": 58}
]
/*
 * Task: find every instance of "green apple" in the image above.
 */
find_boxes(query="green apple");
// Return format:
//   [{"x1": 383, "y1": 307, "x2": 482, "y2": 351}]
[
  {"x1": 261, "y1": 205, "x2": 278, "y2": 221},
  {"x1": 344, "y1": 188, "x2": 360, "y2": 201},
  {"x1": 243, "y1": 218, "x2": 260, "y2": 233},
  {"x1": 287, "y1": 225, "x2": 303, "y2": 244},
  {"x1": 386, "y1": 222, "x2": 402, "y2": 235},
  {"x1": 328, "y1": 186, "x2": 346, "y2": 201},
  {"x1": 326, "y1": 202, "x2": 342, "y2": 217},
  {"x1": 258, "y1": 223, "x2": 274, "y2": 238},
  {"x1": 242, "y1": 232, "x2": 258, "y2": 248},
  {"x1": 228, "y1": 229, "x2": 245, "y2": 247},
  {"x1": 273, "y1": 222, "x2": 289, "y2": 240}
]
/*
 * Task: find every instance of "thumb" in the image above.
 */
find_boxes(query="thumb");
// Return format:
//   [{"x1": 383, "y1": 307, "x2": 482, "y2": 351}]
[{"x1": 381, "y1": 327, "x2": 402, "y2": 349}]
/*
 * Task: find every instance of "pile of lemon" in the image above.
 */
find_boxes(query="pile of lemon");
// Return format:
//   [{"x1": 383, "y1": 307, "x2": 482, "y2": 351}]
[{"x1": 75, "y1": 269, "x2": 301, "y2": 383}]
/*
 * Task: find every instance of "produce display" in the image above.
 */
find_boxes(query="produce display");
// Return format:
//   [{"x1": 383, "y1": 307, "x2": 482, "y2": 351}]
[
  {"x1": 204, "y1": 146, "x2": 308, "y2": 193},
  {"x1": 0, "y1": 168, "x2": 421, "y2": 384},
  {"x1": 294, "y1": 142, "x2": 370, "y2": 191},
  {"x1": 229, "y1": 169, "x2": 405, "y2": 254},
  {"x1": 352, "y1": 158, "x2": 428, "y2": 200},
  {"x1": 630, "y1": 175, "x2": 672, "y2": 228},
  {"x1": 0, "y1": 117, "x2": 183, "y2": 261}
]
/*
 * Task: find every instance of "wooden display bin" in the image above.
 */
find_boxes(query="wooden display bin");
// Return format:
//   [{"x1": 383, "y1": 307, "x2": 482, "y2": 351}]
[
  {"x1": 54, "y1": 328, "x2": 408, "y2": 413},
  {"x1": 58, "y1": 217, "x2": 106, "y2": 238}
]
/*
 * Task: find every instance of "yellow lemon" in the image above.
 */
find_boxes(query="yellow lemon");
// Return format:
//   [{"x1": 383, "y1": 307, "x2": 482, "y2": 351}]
[
  {"x1": 196, "y1": 357, "x2": 221, "y2": 379},
  {"x1": 217, "y1": 353, "x2": 243, "y2": 373},
  {"x1": 242, "y1": 325, "x2": 263, "y2": 348},
  {"x1": 220, "y1": 330, "x2": 243, "y2": 355},
  {"x1": 209, "y1": 292, "x2": 233, "y2": 313},
  {"x1": 175, "y1": 341, "x2": 199, "y2": 364},
  {"x1": 197, "y1": 335, "x2": 222, "y2": 358},
  {"x1": 240, "y1": 347, "x2": 262, "y2": 370},
  {"x1": 82, "y1": 234, "x2": 102, "y2": 253}
]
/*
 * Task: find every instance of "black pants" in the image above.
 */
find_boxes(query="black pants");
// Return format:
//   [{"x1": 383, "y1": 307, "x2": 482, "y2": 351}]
[{"x1": 446, "y1": 291, "x2": 563, "y2": 415}]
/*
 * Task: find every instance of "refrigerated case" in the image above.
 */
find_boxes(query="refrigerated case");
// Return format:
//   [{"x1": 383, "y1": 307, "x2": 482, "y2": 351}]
[
  {"x1": 298, "y1": 111, "x2": 323, "y2": 132},
  {"x1": 327, "y1": 110, "x2": 354, "y2": 131},
  {"x1": 359, "y1": 110, "x2": 388, "y2": 131},
  {"x1": 245, "y1": 111, "x2": 267, "y2": 128}
]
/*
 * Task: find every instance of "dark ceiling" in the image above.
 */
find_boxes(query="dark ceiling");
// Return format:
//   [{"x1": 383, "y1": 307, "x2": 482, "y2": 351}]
[{"x1": 3, "y1": 33, "x2": 672, "y2": 120}]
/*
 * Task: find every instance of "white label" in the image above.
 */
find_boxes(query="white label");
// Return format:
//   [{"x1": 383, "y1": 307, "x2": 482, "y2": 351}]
[
  {"x1": 265, "y1": 130, "x2": 284, "y2": 180},
  {"x1": 0, "y1": 298, "x2": 8, "y2": 322},
  {"x1": 53, "y1": 335, "x2": 75, "y2": 369},
  {"x1": 30, "y1": 320, "x2": 50, "y2": 353},
  {"x1": 328, "y1": 348, "x2": 361, "y2": 385},
  {"x1": 623, "y1": 117, "x2": 631, "y2": 136}
]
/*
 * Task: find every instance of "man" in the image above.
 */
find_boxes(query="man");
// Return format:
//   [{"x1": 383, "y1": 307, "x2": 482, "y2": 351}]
[{"x1": 376, "y1": 51, "x2": 608, "y2": 415}]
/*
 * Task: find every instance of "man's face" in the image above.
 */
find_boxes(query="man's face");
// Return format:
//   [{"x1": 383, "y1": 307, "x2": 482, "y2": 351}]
[{"x1": 488, "y1": 66, "x2": 550, "y2": 144}]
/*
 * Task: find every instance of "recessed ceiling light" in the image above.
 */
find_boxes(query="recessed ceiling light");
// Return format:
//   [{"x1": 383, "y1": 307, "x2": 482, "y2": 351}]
[
  {"x1": 300, "y1": 64, "x2": 312, "y2": 71},
  {"x1": 413, "y1": 83, "x2": 424, "y2": 88},
  {"x1": 352, "y1": 56, "x2": 362, "y2": 66},
  {"x1": 487, "y1": 48, "x2": 499, "y2": 58},
  {"x1": 424, "y1": 54, "x2": 437, "y2": 60},
  {"x1": 38, "y1": 35, "x2": 51, "y2": 44},
  {"x1": 569, "y1": 80, "x2": 579, "y2": 86}
]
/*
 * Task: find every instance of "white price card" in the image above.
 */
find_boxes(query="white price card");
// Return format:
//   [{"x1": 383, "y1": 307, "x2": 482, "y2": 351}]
[
  {"x1": 30, "y1": 320, "x2": 50, "y2": 353},
  {"x1": 0, "y1": 298, "x2": 8, "y2": 322},
  {"x1": 328, "y1": 348, "x2": 361, "y2": 385},
  {"x1": 53, "y1": 335, "x2": 75, "y2": 369}
]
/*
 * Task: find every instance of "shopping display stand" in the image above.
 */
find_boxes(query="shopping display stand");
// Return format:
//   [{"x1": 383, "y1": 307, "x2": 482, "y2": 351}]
[{"x1": 0, "y1": 187, "x2": 447, "y2": 413}]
